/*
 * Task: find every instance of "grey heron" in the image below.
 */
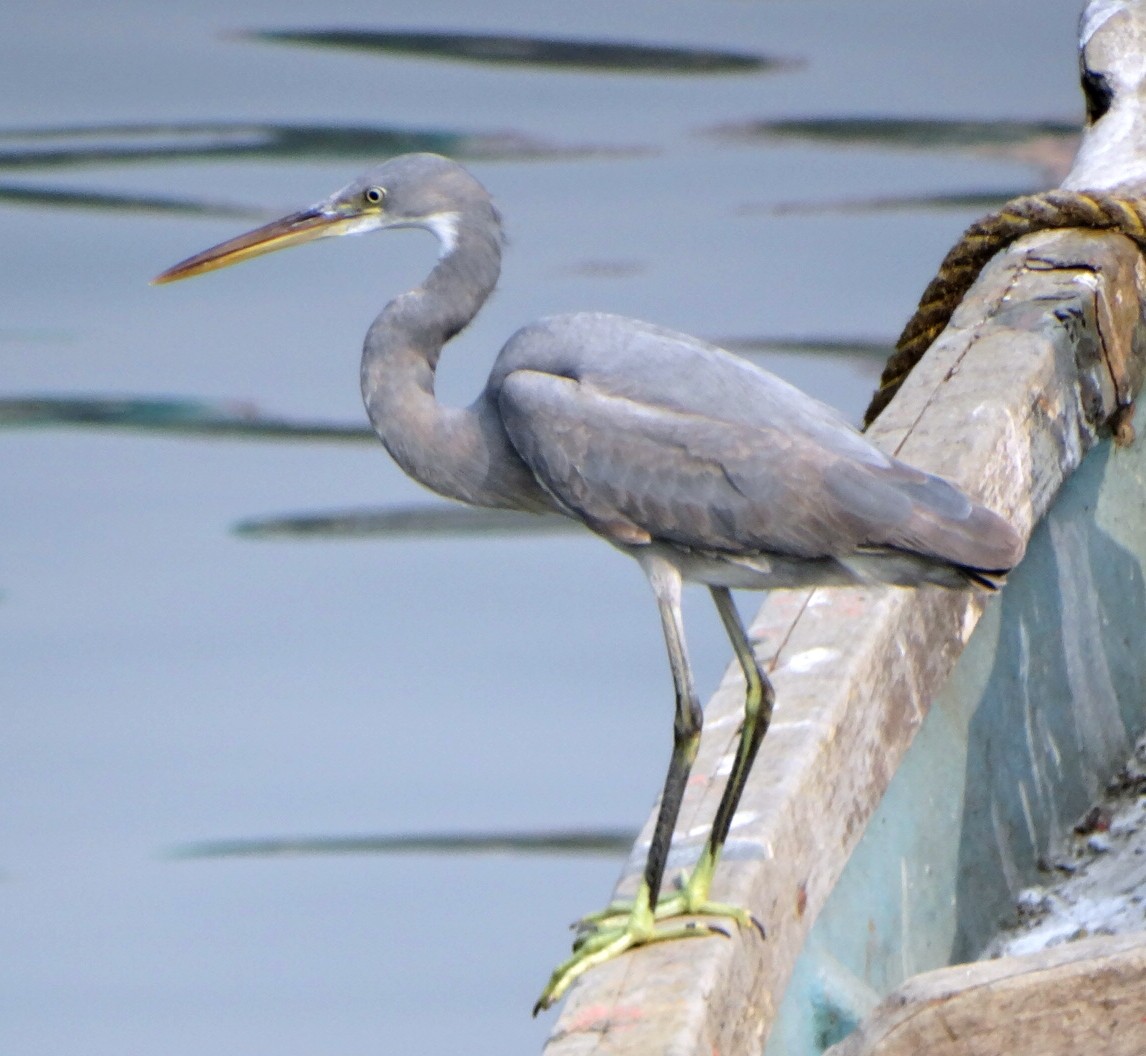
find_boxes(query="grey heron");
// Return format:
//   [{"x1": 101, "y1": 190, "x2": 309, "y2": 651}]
[{"x1": 154, "y1": 153, "x2": 1024, "y2": 1012}]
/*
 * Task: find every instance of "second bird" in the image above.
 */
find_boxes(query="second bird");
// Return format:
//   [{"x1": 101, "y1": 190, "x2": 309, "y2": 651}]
[{"x1": 154, "y1": 152, "x2": 1025, "y2": 1012}]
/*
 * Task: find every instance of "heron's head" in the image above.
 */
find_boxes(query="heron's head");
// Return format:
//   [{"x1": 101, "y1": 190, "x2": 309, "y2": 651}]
[{"x1": 153, "y1": 153, "x2": 492, "y2": 284}]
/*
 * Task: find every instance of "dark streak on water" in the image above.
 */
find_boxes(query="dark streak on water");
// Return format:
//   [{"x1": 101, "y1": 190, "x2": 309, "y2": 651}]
[
  {"x1": 0, "y1": 121, "x2": 637, "y2": 171},
  {"x1": 171, "y1": 827, "x2": 635, "y2": 859},
  {"x1": 243, "y1": 28, "x2": 796, "y2": 75}
]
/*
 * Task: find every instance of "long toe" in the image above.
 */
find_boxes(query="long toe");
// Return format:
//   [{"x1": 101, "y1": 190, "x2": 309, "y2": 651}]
[
  {"x1": 534, "y1": 926, "x2": 638, "y2": 1014},
  {"x1": 648, "y1": 890, "x2": 760, "y2": 933},
  {"x1": 534, "y1": 907, "x2": 737, "y2": 1013},
  {"x1": 572, "y1": 882, "x2": 761, "y2": 948}
]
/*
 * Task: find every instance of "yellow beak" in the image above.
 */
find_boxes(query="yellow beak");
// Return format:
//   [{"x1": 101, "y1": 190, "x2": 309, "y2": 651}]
[{"x1": 152, "y1": 207, "x2": 362, "y2": 284}]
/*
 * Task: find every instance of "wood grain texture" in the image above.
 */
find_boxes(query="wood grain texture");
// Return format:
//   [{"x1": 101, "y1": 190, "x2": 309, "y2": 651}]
[{"x1": 824, "y1": 930, "x2": 1146, "y2": 1056}]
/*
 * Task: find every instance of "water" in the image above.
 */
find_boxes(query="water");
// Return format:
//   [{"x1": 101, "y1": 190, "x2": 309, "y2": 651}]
[{"x1": 2, "y1": 1, "x2": 1086, "y2": 1052}]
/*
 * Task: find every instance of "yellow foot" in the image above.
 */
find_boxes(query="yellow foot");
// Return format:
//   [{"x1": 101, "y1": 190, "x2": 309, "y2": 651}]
[
  {"x1": 533, "y1": 884, "x2": 723, "y2": 1015},
  {"x1": 576, "y1": 861, "x2": 766, "y2": 941}
]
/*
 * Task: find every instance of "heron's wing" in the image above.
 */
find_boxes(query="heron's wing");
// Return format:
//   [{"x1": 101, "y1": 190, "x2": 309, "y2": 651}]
[
  {"x1": 817, "y1": 449, "x2": 1022, "y2": 570},
  {"x1": 496, "y1": 364, "x2": 1021, "y2": 570},
  {"x1": 499, "y1": 369, "x2": 867, "y2": 557},
  {"x1": 492, "y1": 314, "x2": 868, "y2": 452}
]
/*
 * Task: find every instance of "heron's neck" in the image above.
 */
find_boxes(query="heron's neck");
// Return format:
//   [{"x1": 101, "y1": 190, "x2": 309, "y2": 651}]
[{"x1": 359, "y1": 207, "x2": 549, "y2": 511}]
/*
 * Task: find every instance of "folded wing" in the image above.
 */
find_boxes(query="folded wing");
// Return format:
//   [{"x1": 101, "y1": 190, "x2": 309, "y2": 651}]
[{"x1": 491, "y1": 317, "x2": 1021, "y2": 573}]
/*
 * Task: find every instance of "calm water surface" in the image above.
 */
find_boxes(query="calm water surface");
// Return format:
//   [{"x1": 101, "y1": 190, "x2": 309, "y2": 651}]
[{"x1": 3, "y1": 1, "x2": 1084, "y2": 1052}]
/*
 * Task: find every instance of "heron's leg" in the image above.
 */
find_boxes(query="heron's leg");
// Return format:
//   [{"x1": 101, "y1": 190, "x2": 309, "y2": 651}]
[
  {"x1": 533, "y1": 558, "x2": 721, "y2": 1013},
  {"x1": 641, "y1": 559, "x2": 705, "y2": 910},
  {"x1": 573, "y1": 558, "x2": 704, "y2": 921},
  {"x1": 678, "y1": 586, "x2": 774, "y2": 910},
  {"x1": 583, "y1": 586, "x2": 772, "y2": 930}
]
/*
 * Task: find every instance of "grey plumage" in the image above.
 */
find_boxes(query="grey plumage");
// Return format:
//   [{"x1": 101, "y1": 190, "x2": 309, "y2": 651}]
[
  {"x1": 155, "y1": 152, "x2": 1025, "y2": 1010},
  {"x1": 491, "y1": 312, "x2": 1019, "y2": 583}
]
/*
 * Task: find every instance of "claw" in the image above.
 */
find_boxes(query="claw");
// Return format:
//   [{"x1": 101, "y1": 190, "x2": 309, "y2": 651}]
[{"x1": 534, "y1": 877, "x2": 763, "y2": 1014}]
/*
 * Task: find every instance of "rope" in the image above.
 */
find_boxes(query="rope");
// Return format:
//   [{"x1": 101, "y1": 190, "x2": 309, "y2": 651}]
[{"x1": 862, "y1": 189, "x2": 1146, "y2": 428}]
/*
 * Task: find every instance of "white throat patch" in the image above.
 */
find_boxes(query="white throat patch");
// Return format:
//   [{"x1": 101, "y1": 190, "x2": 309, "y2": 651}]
[{"x1": 424, "y1": 212, "x2": 461, "y2": 257}]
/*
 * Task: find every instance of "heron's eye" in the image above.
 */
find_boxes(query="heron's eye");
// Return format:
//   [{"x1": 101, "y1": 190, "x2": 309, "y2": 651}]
[{"x1": 364, "y1": 186, "x2": 387, "y2": 206}]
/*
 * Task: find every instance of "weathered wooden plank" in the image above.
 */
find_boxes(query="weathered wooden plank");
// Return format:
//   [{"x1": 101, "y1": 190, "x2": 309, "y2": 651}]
[
  {"x1": 542, "y1": 4, "x2": 1146, "y2": 1054},
  {"x1": 823, "y1": 930, "x2": 1146, "y2": 1056}
]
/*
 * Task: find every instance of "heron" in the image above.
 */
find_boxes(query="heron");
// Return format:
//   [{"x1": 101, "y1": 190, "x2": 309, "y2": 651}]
[{"x1": 154, "y1": 153, "x2": 1025, "y2": 1012}]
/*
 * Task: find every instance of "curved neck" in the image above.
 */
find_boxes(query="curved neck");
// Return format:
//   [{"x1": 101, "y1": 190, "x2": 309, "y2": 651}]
[{"x1": 359, "y1": 204, "x2": 551, "y2": 511}]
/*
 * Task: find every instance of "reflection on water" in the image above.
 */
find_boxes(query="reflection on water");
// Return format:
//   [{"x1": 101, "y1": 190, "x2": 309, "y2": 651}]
[
  {"x1": 0, "y1": 121, "x2": 631, "y2": 171},
  {"x1": 711, "y1": 115, "x2": 1080, "y2": 185},
  {"x1": 0, "y1": 395, "x2": 374, "y2": 442},
  {"x1": 0, "y1": 183, "x2": 262, "y2": 218},
  {"x1": 171, "y1": 827, "x2": 635, "y2": 860},
  {"x1": 717, "y1": 337, "x2": 891, "y2": 362},
  {"x1": 713, "y1": 115, "x2": 1078, "y2": 149},
  {"x1": 755, "y1": 189, "x2": 1036, "y2": 216},
  {"x1": 719, "y1": 116, "x2": 1081, "y2": 216},
  {"x1": 234, "y1": 501, "x2": 574, "y2": 540},
  {"x1": 244, "y1": 28, "x2": 795, "y2": 75}
]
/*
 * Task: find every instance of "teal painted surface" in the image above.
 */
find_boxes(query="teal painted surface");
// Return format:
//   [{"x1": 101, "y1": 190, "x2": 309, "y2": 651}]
[{"x1": 767, "y1": 403, "x2": 1146, "y2": 1055}]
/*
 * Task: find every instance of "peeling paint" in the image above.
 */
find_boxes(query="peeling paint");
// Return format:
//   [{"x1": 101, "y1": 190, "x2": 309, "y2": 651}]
[{"x1": 987, "y1": 736, "x2": 1146, "y2": 961}]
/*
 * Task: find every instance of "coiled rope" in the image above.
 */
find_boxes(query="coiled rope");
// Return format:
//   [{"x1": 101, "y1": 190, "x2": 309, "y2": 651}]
[{"x1": 862, "y1": 189, "x2": 1146, "y2": 428}]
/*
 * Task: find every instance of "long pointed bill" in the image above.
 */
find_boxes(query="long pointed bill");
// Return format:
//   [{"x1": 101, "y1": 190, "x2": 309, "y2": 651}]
[{"x1": 152, "y1": 207, "x2": 361, "y2": 285}]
